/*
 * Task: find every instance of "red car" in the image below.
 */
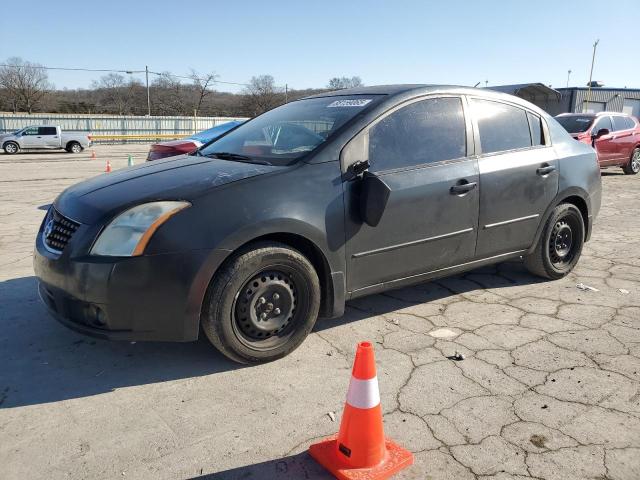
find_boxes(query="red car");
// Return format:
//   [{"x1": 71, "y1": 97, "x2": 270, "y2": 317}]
[
  {"x1": 146, "y1": 121, "x2": 243, "y2": 161},
  {"x1": 556, "y1": 112, "x2": 640, "y2": 174}
]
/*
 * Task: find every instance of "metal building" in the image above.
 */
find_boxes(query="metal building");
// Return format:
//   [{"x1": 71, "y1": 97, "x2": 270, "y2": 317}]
[{"x1": 490, "y1": 83, "x2": 640, "y2": 118}]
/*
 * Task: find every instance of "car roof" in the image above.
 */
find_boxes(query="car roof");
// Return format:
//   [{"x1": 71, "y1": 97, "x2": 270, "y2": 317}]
[
  {"x1": 301, "y1": 84, "x2": 549, "y2": 114},
  {"x1": 557, "y1": 111, "x2": 631, "y2": 118}
]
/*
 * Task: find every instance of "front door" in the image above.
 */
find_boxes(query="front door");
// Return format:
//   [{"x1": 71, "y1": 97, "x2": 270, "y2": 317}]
[
  {"x1": 591, "y1": 115, "x2": 618, "y2": 166},
  {"x1": 469, "y1": 98, "x2": 559, "y2": 258},
  {"x1": 343, "y1": 96, "x2": 480, "y2": 294},
  {"x1": 21, "y1": 126, "x2": 40, "y2": 147}
]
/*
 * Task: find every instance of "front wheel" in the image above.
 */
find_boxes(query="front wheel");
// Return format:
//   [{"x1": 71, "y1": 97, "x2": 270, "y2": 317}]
[
  {"x1": 622, "y1": 147, "x2": 640, "y2": 175},
  {"x1": 524, "y1": 203, "x2": 585, "y2": 280},
  {"x1": 3, "y1": 142, "x2": 19, "y2": 154},
  {"x1": 201, "y1": 242, "x2": 321, "y2": 364}
]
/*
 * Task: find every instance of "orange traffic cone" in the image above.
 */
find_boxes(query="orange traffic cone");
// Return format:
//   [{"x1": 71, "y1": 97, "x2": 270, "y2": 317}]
[
  {"x1": 105, "y1": 160, "x2": 112, "y2": 173},
  {"x1": 309, "y1": 341, "x2": 413, "y2": 479},
  {"x1": 90, "y1": 150, "x2": 97, "y2": 160}
]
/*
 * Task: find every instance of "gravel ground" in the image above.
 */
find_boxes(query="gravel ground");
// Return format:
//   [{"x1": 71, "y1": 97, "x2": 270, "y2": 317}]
[{"x1": 1, "y1": 146, "x2": 639, "y2": 480}]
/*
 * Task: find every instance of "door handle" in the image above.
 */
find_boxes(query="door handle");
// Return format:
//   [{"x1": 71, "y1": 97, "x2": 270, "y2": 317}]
[
  {"x1": 536, "y1": 165, "x2": 556, "y2": 175},
  {"x1": 450, "y1": 181, "x2": 477, "y2": 194}
]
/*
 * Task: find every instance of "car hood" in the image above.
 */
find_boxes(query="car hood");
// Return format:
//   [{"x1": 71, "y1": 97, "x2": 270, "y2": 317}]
[{"x1": 54, "y1": 154, "x2": 279, "y2": 224}]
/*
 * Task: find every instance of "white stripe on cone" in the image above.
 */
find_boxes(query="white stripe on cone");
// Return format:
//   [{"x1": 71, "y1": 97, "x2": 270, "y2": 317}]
[{"x1": 346, "y1": 376, "x2": 380, "y2": 409}]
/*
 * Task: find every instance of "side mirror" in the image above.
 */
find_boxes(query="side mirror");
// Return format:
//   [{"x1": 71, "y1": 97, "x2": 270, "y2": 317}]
[
  {"x1": 593, "y1": 128, "x2": 609, "y2": 139},
  {"x1": 360, "y1": 171, "x2": 391, "y2": 227}
]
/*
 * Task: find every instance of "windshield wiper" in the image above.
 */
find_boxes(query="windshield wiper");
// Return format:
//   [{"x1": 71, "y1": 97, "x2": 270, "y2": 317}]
[{"x1": 205, "y1": 152, "x2": 271, "y2": 165}]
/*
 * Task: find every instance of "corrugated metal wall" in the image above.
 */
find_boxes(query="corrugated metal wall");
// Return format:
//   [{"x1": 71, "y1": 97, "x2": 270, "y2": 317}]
[
  {"x1": 0, "y1": 113, "x2": 248, "y2": 141},
  {"x1": 556, "y1": 88, "x2": 640, "y2": 114}
]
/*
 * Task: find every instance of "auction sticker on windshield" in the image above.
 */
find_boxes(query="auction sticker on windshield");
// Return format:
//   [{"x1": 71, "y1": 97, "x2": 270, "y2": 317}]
[{"x1": 327, "y1": 99, "x2": 372, "y2": 108}]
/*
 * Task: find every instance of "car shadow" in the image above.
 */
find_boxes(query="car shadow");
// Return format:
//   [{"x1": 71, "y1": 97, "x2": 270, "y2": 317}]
[
  {"x1": 0, "y1": 276, "x2": 244, "y2": 409},
  {"x1": 600, "y1": 169, "x2": 624, "y2": 176},
  {"x1": 0, "y1": 261, "x2": 540, "y2": 409},
  {"x1": 188, "y1": 452, "x2": 333, "y2": 480}
]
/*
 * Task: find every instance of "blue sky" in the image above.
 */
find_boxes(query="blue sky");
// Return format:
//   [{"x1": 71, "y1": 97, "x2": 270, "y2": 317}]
[{"x1": 1, "y1": 0, "x2": 638, "y2": 92}]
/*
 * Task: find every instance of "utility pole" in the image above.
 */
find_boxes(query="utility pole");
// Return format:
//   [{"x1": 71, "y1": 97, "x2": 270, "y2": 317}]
[
  {"x1": 584, "y1": 39, "x2": 599, "y2": 112},
  {"x1": 485, "y1": 79, "x2": 488, "y2": 88},
  {"x1": 145, "y1": 65, "x2": 151, "y2": 116},
  {"x1": 566, "y1": 69, "x2": 572, "y2": 88}
]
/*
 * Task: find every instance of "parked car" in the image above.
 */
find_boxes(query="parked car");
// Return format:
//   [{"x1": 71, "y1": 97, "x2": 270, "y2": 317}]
[
  {"x1": 34, "y1": 85, "x2": 601, "y2": 364},
  {"x1": 555, "y1": 112, "x2": 640, "y2": 174},
  {"x1": 1, "y1": 126, "x2": 91, "y2": 154},
  {"x1": 146, "y1": 121, "x2": 244, "y2": 161}
]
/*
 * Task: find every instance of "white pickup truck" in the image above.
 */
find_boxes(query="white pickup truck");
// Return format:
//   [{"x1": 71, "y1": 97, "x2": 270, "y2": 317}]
[{"x1": 0, "y1": 126, "x2": 92, "y2": 154}]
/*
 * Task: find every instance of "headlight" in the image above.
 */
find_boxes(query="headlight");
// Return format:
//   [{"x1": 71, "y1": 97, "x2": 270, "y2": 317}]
[{"x1": 90, "y1": 201, "x2": 190, "y2": 256}]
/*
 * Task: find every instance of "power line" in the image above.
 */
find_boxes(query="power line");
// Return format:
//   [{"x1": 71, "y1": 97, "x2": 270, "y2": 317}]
[{"x1": 0, "y1": 63, "x2": 251, "y2": 87}]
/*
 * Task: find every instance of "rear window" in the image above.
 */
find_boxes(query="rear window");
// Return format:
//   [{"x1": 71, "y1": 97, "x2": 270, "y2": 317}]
[
  {"x1": 38, "y1": 127, "x2": 57, "y2": 135},
  {"x1": 555, "y1": 115, "x2": 594, "y2": 133},
  {"x1": 471, "y1": 99, "x2": 532, "y2": 154}
]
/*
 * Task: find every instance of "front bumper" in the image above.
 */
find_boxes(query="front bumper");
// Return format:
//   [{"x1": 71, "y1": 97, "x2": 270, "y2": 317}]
[{"x1": 34, "y1": 225, "x2": 230, "y2": 342}]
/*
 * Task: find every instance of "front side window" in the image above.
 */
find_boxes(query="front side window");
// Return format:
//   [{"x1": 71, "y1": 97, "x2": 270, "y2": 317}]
[
  {"x1": 199, "y1": 95, "x2": 384, "y2": 165},
  {"x1": 471, "y1": 99, "x2": 531, "y2": 154},
  {"x1": 592, "y1": 116, "x2": 612, "y2": 134},
  {"x1": 23, "y1": 127, "x2": 38, "y2": 136},
  {"x1": 612, "y1": 116, "x2": 630, "y2": 131},
  {"x1": 368, "y1": 97, "x2": 466, "y2": 172}
]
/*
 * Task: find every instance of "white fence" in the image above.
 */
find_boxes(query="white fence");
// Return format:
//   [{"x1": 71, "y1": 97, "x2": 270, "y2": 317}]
[{"x1": 0, "y1": 113, "x2": 248, "y2": 143}]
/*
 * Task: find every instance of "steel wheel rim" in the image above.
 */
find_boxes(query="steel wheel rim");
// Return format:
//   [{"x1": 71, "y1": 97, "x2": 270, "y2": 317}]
[
  {"x1": 231, "y1": 267, "x2": 303, "y2": 350},
  {"x1": 548, "y1": 217, "x2": 579, "y2": 268}
]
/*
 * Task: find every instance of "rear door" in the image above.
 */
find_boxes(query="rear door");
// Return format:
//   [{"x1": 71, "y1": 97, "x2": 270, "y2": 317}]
[
  {"x1": 470, "y1": 98, "x2": 559, "y2": 258},
  {"x1": 343, "y1": 96, "x2": 480, "y2": 294},
  {"x1": 610, "y1": 116, "x2": 637, "y2": 164},
  {"x1": 39, "y1": 126, "x2": 60, "y2": 148}
]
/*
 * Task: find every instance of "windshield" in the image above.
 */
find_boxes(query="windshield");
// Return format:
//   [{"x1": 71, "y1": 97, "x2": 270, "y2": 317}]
[
  {"x1": 555, "y1": 115, "x2": 595, "y2": 134},
  {"x1": 199, "y1": 95, "x2": 384, "y2": 165}
]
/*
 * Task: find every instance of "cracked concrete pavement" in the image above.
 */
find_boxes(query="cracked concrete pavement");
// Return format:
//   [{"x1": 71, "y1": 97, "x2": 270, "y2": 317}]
[{"x1": 0, "y1": 147, "x2": 639, "y2": 479}]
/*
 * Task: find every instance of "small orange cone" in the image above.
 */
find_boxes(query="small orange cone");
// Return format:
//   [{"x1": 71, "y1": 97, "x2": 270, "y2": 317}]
[
  {"x1": 105, "y1": 160, "x2": 112, "y2": 173},
  {"x1": 90, "y1": 150, "x2": 97, "y2": 160},
  {"x1": 309, "y1": 341, "x2": 413, "y2": 479}
]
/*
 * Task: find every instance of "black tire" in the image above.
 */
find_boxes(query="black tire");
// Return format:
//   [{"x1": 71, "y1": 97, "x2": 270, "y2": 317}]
[
  {"x1": 3, "y1": 142, "x2": 19, "y2": 154},
  {"x1": 66, "y1": 142, "x2": 82, "y2": 154},
  {"x1": 524, "y1": 203, "x2": 585, "y2": 280},
  {"x1": 622, "y1": 147, "x2": 640, "y2": 175},
  {"x1": 201, "y1": 241, "x2": 321, "y2": 364}
]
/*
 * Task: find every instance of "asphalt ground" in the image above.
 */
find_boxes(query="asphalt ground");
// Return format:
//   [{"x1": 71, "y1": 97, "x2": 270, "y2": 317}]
[{"x1": 1, "y1": 146, "x2": 639, "y2": 479}]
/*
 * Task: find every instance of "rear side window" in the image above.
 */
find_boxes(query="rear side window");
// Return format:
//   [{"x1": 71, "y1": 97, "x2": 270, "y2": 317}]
[
  {"x1": 592, "y1": 116, "x2": 613, "y2": 133},
  {"x1": 624, "y1": 117, "x2": 636, "y2": 130},
  {"x1": 368, "y1": 97, "x2": 466, "y2": 171},
  {"x1": 527, "y1": 112, "x2": 545, "y2": 146},
  {"x1": 39, "y1": 127, "x2": 57, "y2": 135},
  {"x1": 471, "y1": 99, "x2": 531, "y2": 154}
]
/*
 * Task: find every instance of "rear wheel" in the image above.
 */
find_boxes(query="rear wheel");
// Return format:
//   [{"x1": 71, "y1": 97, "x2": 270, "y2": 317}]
[
  {"x1": 201, "y1": 242, "x2": 320, "y2": 364},
  {"x1": 66, "y1": 142, "x2": 82, "y2": 154},
  {"x1": 623, "y1": 147, "x2": 640, "y2": 175},
  {"x1": 524, "y1": 203, "x2": 585, "y2": 280},
  {"x1": 3, "y1": 142, "x2": 18, "y2": 154}
]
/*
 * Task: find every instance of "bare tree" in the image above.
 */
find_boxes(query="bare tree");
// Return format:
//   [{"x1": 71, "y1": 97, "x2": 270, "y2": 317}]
[
  {"x1": 151, "y1": 72, "x2": 188, "y2": 115},
  {"x1": 0, "y1": 57, "x2": 52, "y2": 113},
  {"x1": 327, "y1": 76, "x2": 364, "y2": 90},
  {"x1": 92, "y1": 73, "x2": 141, "y2": 115},
  {"x1": 190, "y1": 69, "x2": 218, "y2": 116},
  {"x1": 241, "y1": 75, "x2": 284, "y2": 116}
]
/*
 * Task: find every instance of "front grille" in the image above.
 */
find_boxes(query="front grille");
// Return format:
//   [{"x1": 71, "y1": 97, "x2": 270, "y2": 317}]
[{"x1": 43, "y1": 208, "x2": 80, "y2": 253}]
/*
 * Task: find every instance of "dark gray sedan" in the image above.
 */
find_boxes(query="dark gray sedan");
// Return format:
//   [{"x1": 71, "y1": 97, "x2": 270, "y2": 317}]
[{"x1": 34, "y1": 85, "x2": 601, "y2": 363}]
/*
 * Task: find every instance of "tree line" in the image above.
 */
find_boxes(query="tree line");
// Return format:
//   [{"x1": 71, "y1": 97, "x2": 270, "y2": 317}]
[{"x1": 0, "y1": 57, "x2": 364, "y2": 117}]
